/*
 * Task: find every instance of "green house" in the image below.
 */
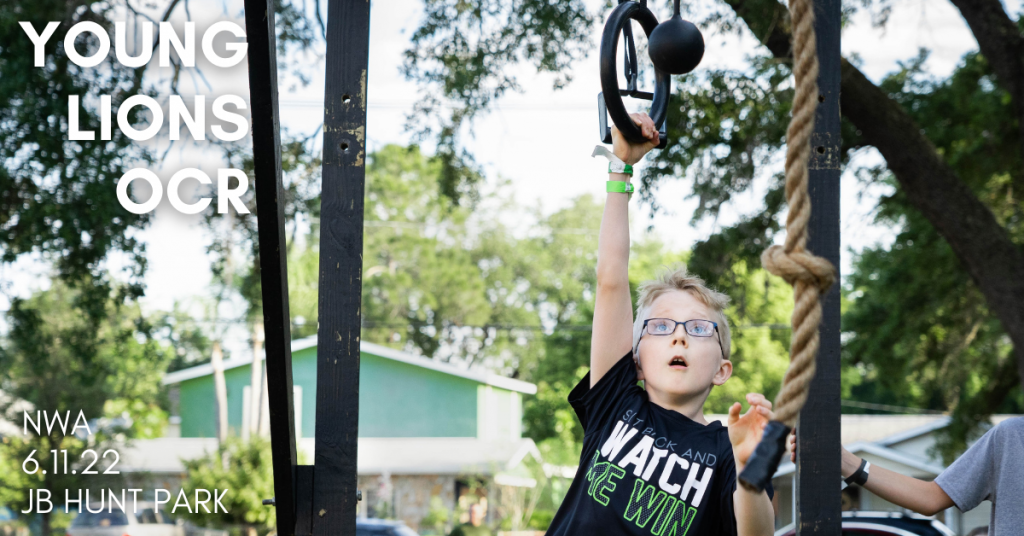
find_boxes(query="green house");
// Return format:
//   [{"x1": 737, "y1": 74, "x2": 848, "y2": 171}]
[{"x1": 162, "y1": 336, "x2": 537, "y2": 440}]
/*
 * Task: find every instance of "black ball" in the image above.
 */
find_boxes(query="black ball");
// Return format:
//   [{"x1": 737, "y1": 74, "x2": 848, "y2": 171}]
[{"x1": 647, "y1": 15, "x2": 705, "y2": 75}]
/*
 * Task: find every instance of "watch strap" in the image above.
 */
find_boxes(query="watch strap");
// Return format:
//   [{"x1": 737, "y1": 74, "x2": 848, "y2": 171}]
[{"x1": 844, "y1": 459, "x2": 870, "y2": 487}]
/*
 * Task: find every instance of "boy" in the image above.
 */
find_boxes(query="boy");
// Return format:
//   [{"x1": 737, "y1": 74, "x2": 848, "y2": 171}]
[{"x1": 544, "y1": 113, "x2": 776, "y2": 536}]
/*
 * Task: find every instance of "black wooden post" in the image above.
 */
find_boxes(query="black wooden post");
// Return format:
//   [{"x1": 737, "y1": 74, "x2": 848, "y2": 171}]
[
  {"x1": 243, "y1": 0, "x2": 298, "y2": 533},
  {"x1": 311, "y1": 0, "x2": 371, "y2": 533},
  {"x1": 797, "y1": 0, "x2": 842, "y2": 533}
]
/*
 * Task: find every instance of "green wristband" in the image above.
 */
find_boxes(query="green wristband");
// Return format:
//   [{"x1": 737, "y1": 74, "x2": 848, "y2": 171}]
[
  {"x1": 607, "y1": 181, "x2": 634, "y2": 197},
  {"x1": 608, "y1": 162, "x2": 633, "y2": 175}
]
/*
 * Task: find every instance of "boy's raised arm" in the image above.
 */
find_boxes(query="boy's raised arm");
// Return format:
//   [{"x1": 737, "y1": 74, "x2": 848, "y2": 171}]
[{"x1": 590, "y1": 113, "x2": 660, "y2": 386}]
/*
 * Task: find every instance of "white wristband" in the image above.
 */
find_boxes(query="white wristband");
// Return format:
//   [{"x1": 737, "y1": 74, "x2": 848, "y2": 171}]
[{"x1": 592, "y1": 146, "x2": 632, "y2": 174}]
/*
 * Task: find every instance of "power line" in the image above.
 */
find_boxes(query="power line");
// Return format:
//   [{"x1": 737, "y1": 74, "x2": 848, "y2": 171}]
[
  {"x1": 840, "y1": 399, "x2": 945, "y2": 415},
  {"x1": 278, "y1": 99, "x2": 596, "y2": 111},
  {"x1": 159, "y1": 318, "x2": 792, "y2": 332}
]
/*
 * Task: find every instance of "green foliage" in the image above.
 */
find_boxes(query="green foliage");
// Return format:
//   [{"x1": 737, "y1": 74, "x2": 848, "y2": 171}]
[
  {"x1": 0, "y1": 281, "x2": 171, "y2": 527},
  {"x1": 152, "y1": 304, "x2": 218, "y2": 372},
  {"x1": 704, "y1": 261, "x2": 793, "y2": 413},
  {"x1": 840, "y1": 51, "x2": 1023, "y2": 460},
  {"x1": 419, "y1": 495, "x2": 455, "y2": 535},
  {"x1": 0, "y1": 0, "x2": 152, "y2": 311},
  {"x1": 646, "y1": 58, "x2": 794, "y2": 218},
  {"x1": 178, "y1": 436, "x2": 276, "y2": 530},
  {"x1": 288, "y1": 144, "x2": 546, "y2": 370},
  {"x1": 401, "y1": 0, "x2": 594, "y2": 203},
  {"x1": 279, "y1": 145, "x2": 798, "y2": 476},
  {"x1": 2, "y1": 0, "x2": 322, "y2": 326},
  {"x1": 630, "y1": 30, "x2": 1024, "y2": 452}
]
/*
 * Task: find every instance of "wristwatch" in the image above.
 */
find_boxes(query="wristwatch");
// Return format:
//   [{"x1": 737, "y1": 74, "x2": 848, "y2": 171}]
[{"x1": 844, "y1": 458, "x2": 871, "y2": 487}]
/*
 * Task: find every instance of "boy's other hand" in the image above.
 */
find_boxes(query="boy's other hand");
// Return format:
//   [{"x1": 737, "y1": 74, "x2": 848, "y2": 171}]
[
  {"x1": 788, "y1": 428, "x2": 797, "y2": 462},
  {"x1": 611, "y1": 112, "x2": 660, "y2": 165},
  {"x1": 728, "y1": 393, "x2": 774, "y2": 470}
]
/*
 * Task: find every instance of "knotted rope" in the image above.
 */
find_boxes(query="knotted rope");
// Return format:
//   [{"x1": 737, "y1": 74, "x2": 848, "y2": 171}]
[{"x1": 737, "y1": 0, "x2": 836, "y2": 492}]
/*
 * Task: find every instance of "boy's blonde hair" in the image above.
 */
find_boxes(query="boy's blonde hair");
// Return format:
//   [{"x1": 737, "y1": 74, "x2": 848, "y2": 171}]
[{"x1": 632, "y1": 267, "x2": 732, "y2": 361}]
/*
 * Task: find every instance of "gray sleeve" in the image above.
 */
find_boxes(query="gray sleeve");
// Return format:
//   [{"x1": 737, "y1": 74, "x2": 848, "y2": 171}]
[{"x1": 934, "y1": 426, "x2": 997, "y2": 511}]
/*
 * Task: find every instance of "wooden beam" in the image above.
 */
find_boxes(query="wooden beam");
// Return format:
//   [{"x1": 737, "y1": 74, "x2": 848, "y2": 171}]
[
  {"x1": 796, "y1": 0, "x2": 842, "y2": 533},
  {"x1": 243, "y1": 0, "x2": 298, "y2": 533},
  {"x1": 311, "y1": 0, "x2": 371, "y2": 533}
]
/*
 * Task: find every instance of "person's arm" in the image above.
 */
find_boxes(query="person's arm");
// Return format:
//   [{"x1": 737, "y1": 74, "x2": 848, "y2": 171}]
[
  {"x1": 590, "y1": 113, "x2": 659, "y2": 386},
  {"x1": 786, "y1": 433, "x2": 954, "y2": 516},
  {"x1": 733, "y1": 484, "x2": 774, "y2": 536},
  {"x1": 730, "y1": 394, "x2": 775, "y2": 536},
  {"x1": 842, "y1": 448, "x2": 954, "y2": 515}
]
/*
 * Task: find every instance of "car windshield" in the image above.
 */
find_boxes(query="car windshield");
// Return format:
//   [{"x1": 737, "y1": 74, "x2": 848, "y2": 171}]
[
  {"x1": 71, "y1": 510, "x2": 129, "y2": 527},
  {"x1": 158, "y1": 507, "x2": 177, "y2": 524},
  {"x1": 356, "y1": 524, "x2": 419, "y2": 536},
  {"x1": 137, "y1": 508, "x2": 159, "y2": 524}
]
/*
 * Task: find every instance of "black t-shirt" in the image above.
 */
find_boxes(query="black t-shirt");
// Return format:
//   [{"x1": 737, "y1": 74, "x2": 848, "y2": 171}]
[{"x1": 546, "y1": 352, "x2": 773, "y2": 536}]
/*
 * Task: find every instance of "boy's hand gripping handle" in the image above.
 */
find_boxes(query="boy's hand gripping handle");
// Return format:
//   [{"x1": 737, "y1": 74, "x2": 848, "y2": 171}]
[{"x1": 737, "y1": 420, "x2": 790, "y2": 492}]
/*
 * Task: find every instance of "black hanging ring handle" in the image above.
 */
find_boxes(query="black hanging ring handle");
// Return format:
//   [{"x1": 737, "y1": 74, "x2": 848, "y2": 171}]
[
  {"x1": 737, "y1": 420, "x2": 791, "y2": 493},
  {"x1": 600, "y1": 1, "x2": 671, "y2": 145}
]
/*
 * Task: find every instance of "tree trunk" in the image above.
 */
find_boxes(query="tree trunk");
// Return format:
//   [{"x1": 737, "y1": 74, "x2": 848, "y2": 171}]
[
  {"x1": 948, "y1": 0, "x2": 1024, "y2": 171},
  {"x1": 723, "y1": 0, "x2": 1024, "y2": 397},
  {"x1": 837, "y1": 60, "x2": 1024, "y2": 386},
  {"x1": 259, "y1": 361, "x2": 271, "y2": 436},
  {"x1": 249, "y1": 321, "x2": 265, "y2": 436},
  {"x1": 212, "y1": 341, "x2": 229, "y2": 443}
]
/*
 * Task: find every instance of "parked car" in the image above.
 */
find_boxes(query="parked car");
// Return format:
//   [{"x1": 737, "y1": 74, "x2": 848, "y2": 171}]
[
  {"x1": 66, "y1": 502, "x2": 185, "y2": 536},
  {"x1": 356, "y1": 518, "x2": 419, "y2": 536},
  {"x1": 775, "y1": 511, "x2": 956, "y2": 536}
]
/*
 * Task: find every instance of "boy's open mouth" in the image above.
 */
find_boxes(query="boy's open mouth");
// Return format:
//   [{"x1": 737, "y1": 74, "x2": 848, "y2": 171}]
[{"x1": 669, "y1": 356, "x2": 688, "y2": 369}]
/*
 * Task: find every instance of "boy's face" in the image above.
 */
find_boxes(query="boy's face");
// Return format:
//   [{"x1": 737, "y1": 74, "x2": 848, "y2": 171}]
[{"x1": 636, "y1": 290, "x2": 732, "y2": 403}]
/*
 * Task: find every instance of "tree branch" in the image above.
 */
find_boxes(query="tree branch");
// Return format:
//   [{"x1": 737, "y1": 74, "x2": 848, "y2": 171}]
[
  {"x1": 721, "y1": 0, "x2": 1024, "y2": 390},
  {"x1": 948, "y1": 0, "x2": 1024, "y2": 151}
]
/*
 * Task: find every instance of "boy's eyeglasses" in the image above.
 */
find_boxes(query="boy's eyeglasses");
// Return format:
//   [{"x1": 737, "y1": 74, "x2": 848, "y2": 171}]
[{"x1": 641, "y1": 318, "x2": 725, "y2": 358}]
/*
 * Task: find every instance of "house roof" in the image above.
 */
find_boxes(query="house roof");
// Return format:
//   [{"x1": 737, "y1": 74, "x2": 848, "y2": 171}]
[
  {"x1": 844, "y1": 414, "x2": 950, "y2": 445},
  {"x1": 770, "y1": 414, "x2": 1022, "y2": 480},
  {"x1": 344, "y1": 437, "x2": 541, "y2": 476},
  {"x1": 162, "y1": 335, "x2": 537, "y2": 395},
  {"x1": 116, "y1": 436, "x2": 542, "y2": 477},
  {"x1": 772, "y1": 441, "x2": 947, "y2": 479}
]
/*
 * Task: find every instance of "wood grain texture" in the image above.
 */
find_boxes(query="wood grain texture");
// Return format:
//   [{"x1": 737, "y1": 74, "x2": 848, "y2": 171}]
[
  {"x1": 790, "y1": 1, "x2": 841, "y2": 533},
  {"x1": 243, "y1": 0, "x2": 298, "y2": 533},
  {"x1": 312, "y1": 0, "x2": 370, "y2": 534},
  {"x1": 725, "y1": 0, "x2": 1024, "y2": 435}
]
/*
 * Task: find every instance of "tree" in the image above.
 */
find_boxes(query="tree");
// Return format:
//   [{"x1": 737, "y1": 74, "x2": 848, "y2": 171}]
[
  {"x1": 840, "y1": 50, "x2": 1024, "y2": 458},
  {"x1": 282, "y1": 145, "x2": 795, "y2": 481},
  {"x1": 0, "y1": 0, "x2": 152, "y2": 312},
  {"x1": 399, "y1": 0, "x2": 1024, "y2": 447},
  {"x1": 401, "y1": 0, "x2": 594, "y2": 203},
  {"x1": 287, "y1": 144, "x2": 545, "y2": 370},
  {"x1": 0, "y1": 281, "x2": 171, "y2": 534},
  {"x1": 664, "y1": 1, "x2": 1024, "y2": 443},
  {"x1": 178, "y1": 436, "x2": 277, "y2": 535},
  {"x1": 1, "y1": 0, "x2": 320, "y2": 316}
]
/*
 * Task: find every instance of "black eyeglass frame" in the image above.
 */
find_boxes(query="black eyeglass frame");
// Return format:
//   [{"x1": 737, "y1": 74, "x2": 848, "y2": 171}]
[{"x1": 639, "y1": 317, "x2": 726, "y2": 359}]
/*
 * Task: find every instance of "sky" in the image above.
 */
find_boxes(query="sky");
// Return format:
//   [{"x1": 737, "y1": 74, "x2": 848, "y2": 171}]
[{"x1": 2, "y1": 0, "x2": 1021, "y2": 356}]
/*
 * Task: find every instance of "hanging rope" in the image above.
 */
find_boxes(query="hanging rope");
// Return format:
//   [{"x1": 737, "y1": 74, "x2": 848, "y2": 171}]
[{"x1": 737, "y1": 0, "x2": 836, "y2": 492}]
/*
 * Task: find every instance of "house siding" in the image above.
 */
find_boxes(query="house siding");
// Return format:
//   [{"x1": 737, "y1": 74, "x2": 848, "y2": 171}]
[
  {"x1": 175, "y1": 347, "x2": 487, "y2": 438},
  {"x1": 179, "y1": 361, "x2": 254, "y2": 438}
]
